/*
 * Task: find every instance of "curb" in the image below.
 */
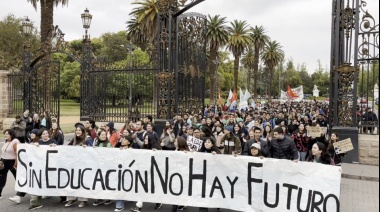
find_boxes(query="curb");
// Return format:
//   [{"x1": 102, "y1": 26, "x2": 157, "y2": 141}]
[{"x1": 341, "y1": 173, "x2": 379, "y2": 182}]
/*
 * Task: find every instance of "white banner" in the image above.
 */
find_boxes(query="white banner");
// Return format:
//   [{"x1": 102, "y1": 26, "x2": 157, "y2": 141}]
[{"x1": 16, "y1": 145, "x2": 341, "y2": 212}]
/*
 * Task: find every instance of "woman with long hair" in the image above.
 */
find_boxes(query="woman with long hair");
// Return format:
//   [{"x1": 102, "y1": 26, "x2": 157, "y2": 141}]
[
  {"x1": 213, "y1": 123, "x2": 225, "y2": 149},
  {"x1": 49, "y1": 122, "x2": 64, "y2": 145},
  {"x1": 1, "y1": 130, "x2": 20, "y2": 200},
  {"x1": 307, "y1": 142, "x2": 334, "y2": 165},
  {"x1": 64, "y1": 124, "x2": 92, "y2": 208},
  {"x1": 327, "y1": 132, "x2": 345, "y2": 166},
  {"x1": 160, "y1": 126, "x2": 176, "y2": 151},
  {"x1": 232, "y1": 123, "x2": 245, "y2": 150},
  {"x1": 262, "y1": 124, "x2": 273, "y2": 143},
  {"x1": 105, "y1": 122, "x2": 120, "y2": 147},
  {"x1": 92, "y1": 128, "x2": 113, "y2": 207},
  {"x1": 293, "y1": 123, "x2": 310, "y2": 161}
]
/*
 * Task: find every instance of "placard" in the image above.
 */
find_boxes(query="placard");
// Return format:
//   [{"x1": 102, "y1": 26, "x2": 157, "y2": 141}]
[
  {"x1": 187, "y1": 135, "x2": 203, "y2": 151},
  {"x1": 333, "y1": 138, "x2": 354, "y2": 154}
]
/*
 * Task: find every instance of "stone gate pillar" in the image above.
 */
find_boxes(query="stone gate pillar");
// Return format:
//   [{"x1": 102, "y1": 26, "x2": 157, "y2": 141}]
[{"x1": 0, "y1": 70, "x2": 10, "y2": 129}]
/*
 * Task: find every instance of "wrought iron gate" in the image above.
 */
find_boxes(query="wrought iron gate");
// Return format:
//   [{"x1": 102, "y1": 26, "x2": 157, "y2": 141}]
[
  {"x1": 155, "y1": 2, "x2": 207, "y2": 119},
  {"x1": 329, "y1": 0, "x2": 379, "y2": 134}
]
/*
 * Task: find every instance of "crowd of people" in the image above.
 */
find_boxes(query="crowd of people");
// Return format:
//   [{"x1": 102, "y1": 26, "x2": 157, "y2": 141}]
[{"x1": 0, "y1": 99, "x2": 377, "y2": 211}]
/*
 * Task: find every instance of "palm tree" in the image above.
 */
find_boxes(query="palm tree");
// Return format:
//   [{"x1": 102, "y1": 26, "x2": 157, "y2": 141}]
[
  {"x1": 207, "y1": 15, "x2": 229, "y2": 104},
  {"x1": 126, "y1": 17, "x2": 149, "y2": 51},
  {"x1": 129, "y1": 0, "x2": 158, "y2": 43},
  {"x1": 261, "y1": 40, "x2": 284, "y2": 101},
  {"x1": 250, "y1": 25, "x2": 269, "y2": 101},
  {"x1": 226, "y1": 20, "x2": 252, "y2": 92},
  {"x1": 241, "y1": 47, "x2": 255, "y2": 91},
  {"x1": 27, "y1": 0, "x2": 69, "y2": 43}
]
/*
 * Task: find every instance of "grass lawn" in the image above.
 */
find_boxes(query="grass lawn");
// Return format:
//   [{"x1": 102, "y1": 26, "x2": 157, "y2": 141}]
[{"x1": 60, "y1": 99, "x2": 80, "y2": 116}]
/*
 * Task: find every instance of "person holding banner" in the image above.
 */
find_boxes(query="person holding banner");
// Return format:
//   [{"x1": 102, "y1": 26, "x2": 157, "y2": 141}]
[
  {"x1": 307, "y1": 142, "x2": 334, "y2": 165},
  {"x1": 171, "y1": 136, "x2": 190, "y2": 212},
  {"x1": 0, "y1": 129, "x2": 20, "y2": 200},
  {"x1": 269, "y1": 127, "x2": 298, "y2": 161},
  {"x1": 243, "y1": 127, "x2": 269, "y2": 157},
  {"x1": 249, "y1": 143, "x2": 264, "y2": 158},
  {"x1": 25, "y1": 129, "x2": 58, "y2": 210},
  {"x1": 220, "y1": 126, "x2": 241, "y2": 155},
  {"x1": 65, "y1": 124, "x2": 93, "y2": 208}
]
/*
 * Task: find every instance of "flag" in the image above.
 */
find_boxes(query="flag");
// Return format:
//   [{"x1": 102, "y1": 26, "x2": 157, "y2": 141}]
[
  {"x1": 239, "y1": 88, "x2": 244, "y2": 102},
  {"x1": 287, "y1": 85, "x2": 299, "y2": 99},
  {"x1": 281, "y1": 85, "x2": 304, "y2": 102},
  {"x1": 244, "y1": 89, "x2": 251, "y2": 102},
  {"x1": 230, "y1": 89, "x2": 238, "y2": 105},
  {"x1": 226, "y1": 90, "x2": 233, "y2": 106}
]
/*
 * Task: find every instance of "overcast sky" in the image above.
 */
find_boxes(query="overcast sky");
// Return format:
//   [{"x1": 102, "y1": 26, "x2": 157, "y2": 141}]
[{"x1": 1, "y1": 0, "x2": 379, "y2": 73}]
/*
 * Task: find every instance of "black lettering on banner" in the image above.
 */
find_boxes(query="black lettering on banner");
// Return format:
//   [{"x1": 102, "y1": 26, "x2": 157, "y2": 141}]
[
  {"x1": 32, "y1": 169, "x2": 42, "y2": 188},
  {"x1": 70, "y1": 169, "x2": 82, "y2": 189},
  {"x1": 169, "y1": 173, "x2": 183, "y2": 196},
  {"x1": 151, "y1": 156, "x2": 169, "y2": 194},
  {"x1": 45, "y1": 150, "x2": 58, "y2": 188},
  {"x1": 81, "y1": 168, "x2": 92, "y2": 190},
  {"x1": 297, "y1": 187, "x2": 312, "y2": 212},
  {"x1": 226, "y1": 176, "x2": 238, "y2": 198},
  {"x1": 311, "y1": 190, "x2": 324, "y2": 212},
  {"x1": 323, "y1": 194, "x2": 340, "y2": 212},
  {"x1": 92, "y1": 169, "x2": 105, "y2": 190},
  {"x1": 264, "y1": 183, "x2": 279, "y2": 208},
  {"x1": 247, "y1": 162, "x2": 263, "y2": 205},
  {"x1": 209, "y1": 177, "x2": 226, "y2": 198},
  {"x1": 29, "y1": 162, "x2": 32, "y2": 187},
  {"x1": 118, "y1": 164, "x2": 122, "y2": 191},
  {"x1": 122, "y1": 169, "x2": 133, "y2": 192},
  {"x1": 283, "y1": 183, "x2": 298, "y2": 210},
  {"x1": 58, "y1": 168, "x2": 70, "y2": 188},
  {"x1": 105, "y1": 170, "x2": 116, "y2": 190},
  {"x1": 17, "y1": 149, "x2": 27, "y2": 187},
  {"x1": 135, "y1": 170, "x2": 149, "y2": 193},
  {"x1": 188, "y1": 159, "x2": 207, "y2": 198}
]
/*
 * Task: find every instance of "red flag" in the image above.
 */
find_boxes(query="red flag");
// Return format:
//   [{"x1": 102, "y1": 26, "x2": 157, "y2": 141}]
[
  {"x1": 287, "y1": 85, "x2": 299, "y2": 98},
  {"x1": 230, "y1": 89, "x2": 238, "y2": 105}
]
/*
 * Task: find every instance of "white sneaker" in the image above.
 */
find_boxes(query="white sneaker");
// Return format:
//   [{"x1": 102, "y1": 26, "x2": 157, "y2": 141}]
[{"x1": 9, "y1": 195, "x2": 21, "y2": 204}]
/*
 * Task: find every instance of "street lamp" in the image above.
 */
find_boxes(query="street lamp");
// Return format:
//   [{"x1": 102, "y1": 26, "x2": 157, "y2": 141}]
[
  {"x1": 22, "y1": 17, "x2": 33, "y2": 37},
  {"x1": 81, "y1": 8, "x2": 92, "y2": 40},
  {"x1": 22, "y1": 17, "x2": 33, "y2": 113},
  {"x1": 120, "y1": 41, "x2": 134, "y2": 112}
]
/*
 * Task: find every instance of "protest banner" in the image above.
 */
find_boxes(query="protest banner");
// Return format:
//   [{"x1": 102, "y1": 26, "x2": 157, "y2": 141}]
[
  {"x1": 16, "y1": 145, "x2": 341, "y2": 212},
  {"x1": 187, "y1": 136, "x2": 203, "y2": 151},
  {"x1": 333, "y1": 138, "x2": 354, "y2": 154},
  {"x1": 307, "y1": 126, "x2": 322, "y2": 137}
]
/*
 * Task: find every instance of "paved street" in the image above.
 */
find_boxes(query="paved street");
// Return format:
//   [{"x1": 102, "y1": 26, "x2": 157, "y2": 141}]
[{"x1": 1, "y1": 141, "x2": 379, "y2": 212}]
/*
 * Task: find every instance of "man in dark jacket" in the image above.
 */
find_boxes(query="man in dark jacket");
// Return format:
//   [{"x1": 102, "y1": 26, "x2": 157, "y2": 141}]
[
  {"x1": 269, "y1": 127, "x2": 298, "y2": 161},
  {"x1": 243, "y1": 127, "x2": 269, "y2": 157}
]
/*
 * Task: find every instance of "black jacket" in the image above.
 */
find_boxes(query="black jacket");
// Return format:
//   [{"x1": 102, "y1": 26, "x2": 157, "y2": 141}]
[{"x1": 269, "y1": 136, "x2": 298, "y2": 160}]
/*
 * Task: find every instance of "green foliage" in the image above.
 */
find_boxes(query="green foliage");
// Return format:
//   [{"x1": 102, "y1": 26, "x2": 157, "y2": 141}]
[
  {"x1": 358, "y1": 64, "x2": 379, "y2": 97},
  {"x1": 0, "y1": 14, "x2": 39, "y2": 70}
]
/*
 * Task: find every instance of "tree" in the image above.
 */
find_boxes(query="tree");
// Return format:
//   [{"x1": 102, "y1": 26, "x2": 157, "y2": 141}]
[
  {"x1": 129, "y1": 0, "x2": 158, "y2": 43},
  {"x1": 207, "y1": 15, "x2": 229, "y2": 104},
  {"x1": 0, "y1": 14, "x2": 39, "y2": 70},
  {"x1": 261, "y1": 40, "x2": 284, "y2": 101},
  {"x1": 27, "y1": 0, "x2": 69, "y2": 43},
  {"x1": 250, "y1": 25, "x2": 269, "y2": 101},
  {"x1": 226, "y1": 20, "x2": 252, "y2": 91},
  {"x1": 241, "y1": 47, "x2": 255, "y2": 90}
]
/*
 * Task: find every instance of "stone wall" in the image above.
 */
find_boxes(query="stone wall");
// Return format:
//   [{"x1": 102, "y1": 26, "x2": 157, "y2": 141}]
[
  {"x1": 0, "y1": 70, "x2": 10, "y2": 130},
  {"x1": 359, "y1": 134, "x2": 379, "y2": 165}
]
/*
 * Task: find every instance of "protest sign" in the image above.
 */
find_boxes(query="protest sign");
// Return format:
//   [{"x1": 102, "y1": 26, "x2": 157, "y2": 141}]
[
  {"x1": 333, "y1": 138, "x2": 354, "y2": 154},
  {"x1": 187, "y1": 136, "x2": 203, "y2": 151},
  {"x1": 307, "y1": 126, "x2": 322, "y2": 137},
  {"x1": 16, "y1": 145, "x2": 341, "y2": 212}
]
